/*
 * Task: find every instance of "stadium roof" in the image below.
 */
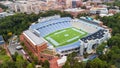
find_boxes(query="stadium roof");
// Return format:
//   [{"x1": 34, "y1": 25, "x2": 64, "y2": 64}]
[
  {"x1": 23, "y1": 30, "x2": 47, "y2": 45},
  {"x1": 0, "y1": 35, "x2": 5, "y2": 45}
]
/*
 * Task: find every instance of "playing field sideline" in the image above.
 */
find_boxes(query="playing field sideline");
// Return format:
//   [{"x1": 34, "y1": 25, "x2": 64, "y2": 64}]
[{"x1": 44, "y1": 27, "x2": 88, "y2": 47}]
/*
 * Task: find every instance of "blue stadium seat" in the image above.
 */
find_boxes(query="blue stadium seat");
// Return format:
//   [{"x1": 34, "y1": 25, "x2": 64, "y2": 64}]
[{"x1": 29, "y1": 17, "x2": 72, "y2": 37}]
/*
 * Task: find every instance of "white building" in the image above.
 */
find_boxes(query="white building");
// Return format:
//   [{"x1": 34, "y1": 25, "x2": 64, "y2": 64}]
[
  {"x1": 0, "y1": 12, "x2": 14, "y2": 18},
  {"x1": 9, "y1": 1, "x2": 42, "y2": 14},
  {"x1": 90, "y1": 7, "x2": 108, "y2": 14},
  {"x1": 66, "y1": 0, "x2": 72, "y2": 8}
]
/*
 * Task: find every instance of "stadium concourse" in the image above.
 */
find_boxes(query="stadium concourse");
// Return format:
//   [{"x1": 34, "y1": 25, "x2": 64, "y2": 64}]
[{"x1": 20, "y1": 15, "x2": 111, "y2": 64}]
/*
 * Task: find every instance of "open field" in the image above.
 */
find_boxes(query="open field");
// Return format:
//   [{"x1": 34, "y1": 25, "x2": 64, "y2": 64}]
[{"x1": 45, "y1": 27, "x2": 87, "y2": 47}]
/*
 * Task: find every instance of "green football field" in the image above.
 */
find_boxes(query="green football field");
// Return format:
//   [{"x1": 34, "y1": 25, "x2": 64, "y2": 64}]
[{"x1": 44, "y1": 27, "x2": 87, "y2": 47}]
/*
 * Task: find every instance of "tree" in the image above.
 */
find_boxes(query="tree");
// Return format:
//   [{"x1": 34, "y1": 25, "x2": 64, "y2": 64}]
[
  {"x1": 26, "y1": 63, "x2": 35, "y2": 68},
  {"x1": 72, "y1": 61, "x2": 85, "y2": 68},
  {"x1": 12, "y1": 52, "x2": 18, "y2": 61},
  {"x1": 96, "y1": 42, "x2": 107, "y2": 55},
  {"x1": 86, "y1": 58, "x2": 108, "y2": 68},
  {"x1": 0, "y1": 4, "x2": 8, "y2": 11},
  {"x1": 15, "y1": 55, "x2": 28, "y2": 68},
  {"x1": 62, "y1": 61, "x2": 71, "y2": 68},
  {"x1": 0, "y1": 62, "x2": 9, "y2": 68},
  {"x1": 107, "y1": 34, "x2": 120, "y2": 48},
  {"x1": 5, "y1": 61, "x2": 17, "y2": 68},
  {"x1": 81, "y1": 6, "x2": 86, "y2": 9},
  {"x1": 43, "y1": 60, "x2": 50, "y2": 68},
  {"x1": 77, "y1": 13, "x2": 89, "y2": 18},
  {"x1": 99, "y1": 13, "x2": 120, "y2": 67},
  {"x1": 33, "y1": 56, "x2": 39, "y2": 65},
  {"x1": 0, "y1": 61, "x2": 17, "y2": 68}
]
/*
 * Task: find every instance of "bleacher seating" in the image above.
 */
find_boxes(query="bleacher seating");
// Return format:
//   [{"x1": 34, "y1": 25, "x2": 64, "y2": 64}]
[
  {"x1": 29, "y1": 17, "x2": 72, "y2": 37},
  {"x1": 71, "y1": 19, "x2": 101, "y2": 33},
  {"x1": 80, "y1": 17, "x2": 99, "y2": 25},
  {"x1": 56, "y1": 41, "x2": 80, "y2": 53}
]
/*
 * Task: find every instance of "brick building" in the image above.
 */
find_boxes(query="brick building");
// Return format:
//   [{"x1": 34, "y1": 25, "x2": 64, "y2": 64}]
[
  {"x1": 20, "y1": 30, "x2": 48, "y2": 60},
  {"x1": 20, "y1": 30, "x2": 60, "y2": 68},
  {"x1": 0, "y1": 8, "x2": 3, "y2": 13}
]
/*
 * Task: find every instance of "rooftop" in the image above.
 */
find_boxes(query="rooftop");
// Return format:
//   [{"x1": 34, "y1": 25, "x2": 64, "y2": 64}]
[
  {"x1": 64, "y1": 8, "x2": 85, "y2": 12},
  {"x1": 23, "y1": 30, "x2": 47, "y2": 45},
  {"x1": 0, "y1": 35, "x2": 5, "y2": 45},
  {"x1": 41, "y1": 49, "x2": 56, "y2": 55}
]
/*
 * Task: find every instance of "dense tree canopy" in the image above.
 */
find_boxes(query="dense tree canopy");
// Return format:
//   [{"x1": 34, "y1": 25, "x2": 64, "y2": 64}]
[
  {"x1": 100, "y1": 13, "x2": 120, "y2": 35},
  {"x1": 98, "y1": 13, "x2": 120, "y2": 68},
  {"x1": 43, "y1": 60, "x2": 50, "y2": 68},
  {"x1": 0, "y1": 54, "x2": 33, "y2": 68},
  {"x1": 0, "y1": 10, "x2": 72, "y2": 41},
  {"x1": 0, "y1": 3, "x2": 8, "y2": 11},
  {"x1": 86, "y1": 58, "x2": 108, "y2": 68}
]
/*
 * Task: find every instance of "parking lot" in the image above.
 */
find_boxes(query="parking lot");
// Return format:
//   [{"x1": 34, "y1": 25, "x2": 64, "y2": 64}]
[
  {"x1": 7, "y1": 36, "x2": 25, "y2": 57},
  {"x1": 8, "y1": 42, "x2": 23, "y2": 55},
  {"x1": 7, "y1": 35, "x2": 32, "y2": 61}
]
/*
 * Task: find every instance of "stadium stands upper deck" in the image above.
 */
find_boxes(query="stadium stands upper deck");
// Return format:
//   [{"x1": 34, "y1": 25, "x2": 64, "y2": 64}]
[
  {"x1": 29, "y1": 17, "x2": 72, "y2": 37},
  {"x1": 71, "y1": 19, "x2": 102, "y2": 33}
]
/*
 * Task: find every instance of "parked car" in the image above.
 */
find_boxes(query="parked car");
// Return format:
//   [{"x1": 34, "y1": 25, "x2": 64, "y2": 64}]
[{"x1": 16, "y1": 46, "x2": 23, "y2": 50}]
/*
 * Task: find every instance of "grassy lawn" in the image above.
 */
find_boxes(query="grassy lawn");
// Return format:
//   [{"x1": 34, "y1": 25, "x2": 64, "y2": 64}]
[
  {"x1": 0, "y1": 55, "x2": 10, "y2": 62},
  {"x1": 0, "y1": 47, "x2": 10, "y2": 62},
  {"x1": 45, "y1": 27, "x2": 87, "y2": 47}
]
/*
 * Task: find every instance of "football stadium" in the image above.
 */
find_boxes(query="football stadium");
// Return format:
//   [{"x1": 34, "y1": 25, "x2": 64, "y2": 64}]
[{"x1": 21, "y1": 15, "x2": 111, "y2": 56}]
